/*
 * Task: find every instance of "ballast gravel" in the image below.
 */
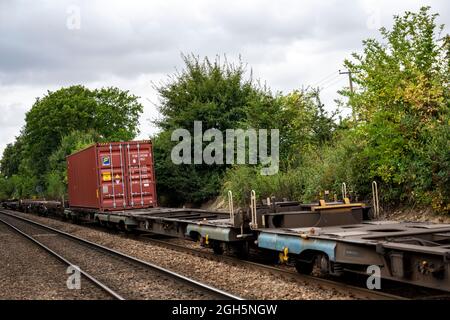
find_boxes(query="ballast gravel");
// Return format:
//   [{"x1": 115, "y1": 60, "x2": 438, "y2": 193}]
[
  {"x1": 0, "y1": 221, "x2": 111, "y2": 300},
  {"x1": 7, "y1": 211, "x2": 355, "y2": 300}
]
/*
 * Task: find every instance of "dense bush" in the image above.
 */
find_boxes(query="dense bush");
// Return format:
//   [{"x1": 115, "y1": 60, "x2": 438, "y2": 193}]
[
  {"x1": 153, "y1": 54, "x2": 271, "y2": 205},
  {"x1": 339, "y1": 6, "x2": 449, "y2": 211},
  {"x1": 221, "y1": 88, "x2": 339, "y2": 206}
]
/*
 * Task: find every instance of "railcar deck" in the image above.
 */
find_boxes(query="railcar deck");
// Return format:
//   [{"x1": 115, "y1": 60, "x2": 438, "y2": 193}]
[
  {"x1": 92, "y1": 207, "x2": 242, "y2": 241},
  {"x1": 8, "y1": 198, "x2": 450, "y2": 292},
  {"x1": 257, "y1": 221, "x2": 450, "y2": 292}
]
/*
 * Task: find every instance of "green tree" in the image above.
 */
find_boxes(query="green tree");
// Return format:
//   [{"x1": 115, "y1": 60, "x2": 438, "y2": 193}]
[
  {"x1": 1, "y1": 85, "x2": 143, "y2": 199},
  {"x1": 222, "y1": 89, "x2": 337, "y2": 206},
  {"x1": 223, "y1": 7, "x2": 449, "y2": 212},
  {"x1": 0, "y1": 136, "x2": 24, "y2": 178},
  {"x1": 154, "y1": 55, "x2": 265, "y2": 205},
  {"x1": 339, "y1": 6, "x2": 449, "y2": 210},
  {"x1": 0, "y1": 176, "x2": 8, "y2": 199},
  {"x1": 244, "y1": 89, "x2": 337, "y2": 169}
]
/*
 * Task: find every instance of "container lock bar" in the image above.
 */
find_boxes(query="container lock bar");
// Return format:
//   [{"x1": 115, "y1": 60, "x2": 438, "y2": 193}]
[
  {"x1": 250, "y1": 190, "x2": 257, "y2": 230},
  {"x1": 137, "y1": 143, "x2": 144, "y2": 206},
  {"x1": 127, "y1": 144, "x2": 134, "y2": 207},
  {"x1": 109, "y1": 144, "x2": 116, "y2": 209},
  {"x1": 228, "y1": 190, "x2": 234, "y2": 222},
  {"x1": 119, "y1": 144, "x2": 126, "y2": 208},
  {"x1": 341, "y1": 182, "x2": 347, "y2": 200},
  {"x1": 372, "y1": 181, "x2": 380, "y2": 219}
]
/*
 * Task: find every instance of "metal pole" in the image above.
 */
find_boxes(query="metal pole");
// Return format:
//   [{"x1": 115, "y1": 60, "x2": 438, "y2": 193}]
[
  {"x1": 250, "y1": 190, "x2": 257, "y2": 229},
  {"x1": 137, "y1": 143, "x2": 144, "y2": 206},
  {"x1": 341, "y1": 182, "x2": 347, "y2": 200},
  {"x1": 228, "y1": 190, "x2": 234, "y2": 221},
  {"x1": 372, "y1": 181, "x2": 379, "y2": 219},
  {"x1": 339, "y1": 69, "x2": 355, "y2": 121}
]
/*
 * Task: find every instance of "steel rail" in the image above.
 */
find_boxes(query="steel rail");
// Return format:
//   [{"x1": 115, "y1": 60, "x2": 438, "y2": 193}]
[
  {"x1": 0, "y1": 210, "x2": 242, "y2": 300},
  {"x1": 0, "y1": 215, "x2": 125, "y2": 300},
  {"x1": 139, "y1": 236, "x2": 408, "y2": 300}
]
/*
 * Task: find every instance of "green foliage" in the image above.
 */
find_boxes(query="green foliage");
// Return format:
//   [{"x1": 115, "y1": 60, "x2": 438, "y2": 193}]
[
  {"x1": 223, "y1": 166, "x2": 304, "y2": 206},
  {"x1": 338, "y1": 6, "x2": 449, "y2": 211},
  {"x1": 244, "y1": 89, "x2": 337, "y2": 169},
  {"x1": 0, "y1": 176, "x2": 8, "y2": 200},
  {"x1": 153, "y1": 131, "x2": 223, "y2": 206},
  {"x1": 0, "y1": 136, "x2": 24, "y2": 178},
  {"x1": 154, "y1": 54, "x2": 266, "y2": 205},
  {"x1": 154, "y1": 54, "x2": 338, "y2": 206},
  {"x1": 156, "y1": 54, "x2": 254, "y2": 131},
  {"x1": 222, "y1": 90, "x2": 338, "y2": 206},
  {"x1": 4, "y1": 170, "x2": 39, "y2": 199},
  {"x1": 223, "y1": 7, "x2": 449, "y2": 213},
  {"x1": 45, "y1": 171, "x2": 65, "y2": 200}
]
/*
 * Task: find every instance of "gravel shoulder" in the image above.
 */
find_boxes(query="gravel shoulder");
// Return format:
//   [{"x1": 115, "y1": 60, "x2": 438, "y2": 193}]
[
  {"x1": 8, "y1": 211, "x2": 354, "y2": 300},
  {"x1": 0, "y1": 221, "x2": 110, "y2": 300}
]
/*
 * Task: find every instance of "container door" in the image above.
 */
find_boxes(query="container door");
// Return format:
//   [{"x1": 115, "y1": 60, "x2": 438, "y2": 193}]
[
  {"x1": 124, "y1": 142, "x2": 157, "y2": 208},
  {"x1": 98, "y1": 144, "x2": 127, "y2": 210}
]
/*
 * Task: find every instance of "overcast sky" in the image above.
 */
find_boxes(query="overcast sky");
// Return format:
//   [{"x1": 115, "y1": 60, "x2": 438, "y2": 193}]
[{"x1": 0, "y1": 0, "x2": 448, "y2": 157}]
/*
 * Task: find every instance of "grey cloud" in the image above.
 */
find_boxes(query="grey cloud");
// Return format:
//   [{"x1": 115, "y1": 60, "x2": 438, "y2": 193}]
[
  {"x1": 0, "y1": 0, "x2": 385, "y2": 85},
  {"x1": 0, "y1": 0, "x2": 449, "y2": 157}
]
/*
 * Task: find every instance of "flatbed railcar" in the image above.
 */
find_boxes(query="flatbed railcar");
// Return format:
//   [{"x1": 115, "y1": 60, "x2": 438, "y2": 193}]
[
  {"x1": 92, "y1": 197, "x2": 450, "y2": 292},
  {"x1": 4, "y1": 196, "x2": 450, "y2": 292}
]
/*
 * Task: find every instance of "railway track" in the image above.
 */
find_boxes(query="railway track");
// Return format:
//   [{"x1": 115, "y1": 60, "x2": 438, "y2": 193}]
[
  {"x1": 4, "y1": 208, "x2": 449, "y2": 300},
  {"x1": 0, "y1": 222, "x2": 112, "y2": 299},
  {"x1": 137, "y1": 236, "x2": 408, "y2": 300},
  {"x1": 0, "y1": 210, "x2": 242, "y2": 300},
  {"x1": 139, "y1": 237, "x2": 450, "y2": 300}
]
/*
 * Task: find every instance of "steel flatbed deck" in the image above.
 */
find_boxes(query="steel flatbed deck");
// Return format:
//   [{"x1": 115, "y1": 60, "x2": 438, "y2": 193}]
[
  {"x1": 92, "y1": 207, "x2": 242, "y2": 241},
  {"x1": 257, "y1": 221, "x2": 450, "y2": 292}
]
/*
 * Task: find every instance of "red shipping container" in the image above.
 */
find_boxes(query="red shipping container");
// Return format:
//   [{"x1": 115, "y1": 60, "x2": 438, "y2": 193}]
[{"x1": 67, "y1": 141, "x2": 157, "y2": 211}]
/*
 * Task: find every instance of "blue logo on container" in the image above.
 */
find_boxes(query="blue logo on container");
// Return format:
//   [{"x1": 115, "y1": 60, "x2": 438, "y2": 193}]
[{"x1": 102, "y1": 156, "x2": 111, "y2": 166}]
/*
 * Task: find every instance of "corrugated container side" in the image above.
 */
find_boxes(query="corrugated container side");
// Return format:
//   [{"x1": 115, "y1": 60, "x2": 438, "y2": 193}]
[
  {"x1": 67, "y1": 145, "x2": 99, "y2": 209},
  {"x1": 124, "y1": 142, "x2": 157, "y2": 208}
]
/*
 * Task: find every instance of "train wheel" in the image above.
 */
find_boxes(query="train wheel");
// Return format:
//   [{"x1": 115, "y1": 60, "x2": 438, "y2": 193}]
[
  {"x1": 295, "y1": 253, "x2": 330, "y2": 276},
  {"x1": 124, "y1": 224, "x2": 136, "y2": 234},
  {"x1": 70, "y1": 215, "x2": 78, "y2": 224},
  {"x1": 212, "y1": 242, "x2": 224, "y2": 255},
  {"x1": 231, "y1": 242, "x2": 249, "y2": 259},
  {"x1": 118, "y1": 221, "x2": 126, "y2": 232},
  {"x1": 315, "y1": 254, "x2": 331, "y2": 277},
  {"x1": 295, "y1": 260, "x2": 314, "y2": 275}
]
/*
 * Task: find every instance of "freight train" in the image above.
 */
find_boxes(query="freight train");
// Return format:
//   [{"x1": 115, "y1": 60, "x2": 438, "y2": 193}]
[{"x1": 2, "y1": 140, "x2": 450, "y2": 293}]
